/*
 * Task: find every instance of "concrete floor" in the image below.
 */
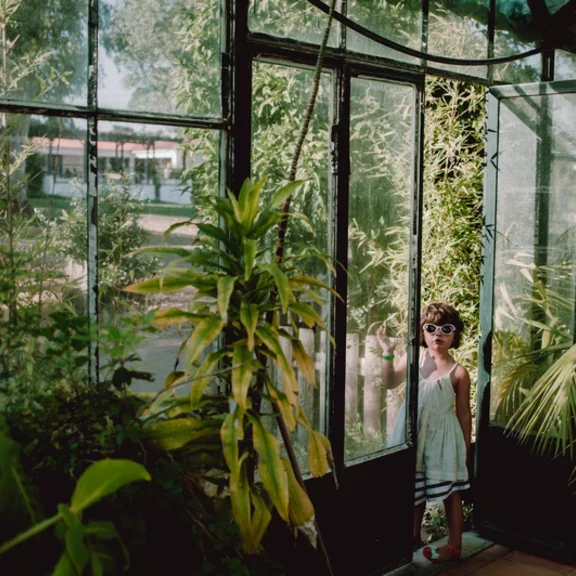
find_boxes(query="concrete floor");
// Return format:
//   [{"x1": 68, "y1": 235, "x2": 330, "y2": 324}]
[{"x1": 387, "y1": 532, "x2": 576, "y2": 576}]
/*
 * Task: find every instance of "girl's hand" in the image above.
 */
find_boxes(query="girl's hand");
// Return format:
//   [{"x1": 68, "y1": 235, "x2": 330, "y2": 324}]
[{"x1": 377, "y1": 326, "x2": 397, "y2": 355}]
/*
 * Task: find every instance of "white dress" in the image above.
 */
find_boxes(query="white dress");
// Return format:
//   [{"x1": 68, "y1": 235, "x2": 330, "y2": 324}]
[{"x1": 390, "y1": 355, "x2": 470, "y2": 505}]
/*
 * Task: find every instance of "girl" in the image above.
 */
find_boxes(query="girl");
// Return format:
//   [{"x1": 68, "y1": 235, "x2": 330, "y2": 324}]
[{"x1": 377, "y1": 302, "x2": 472, "y2": 563}]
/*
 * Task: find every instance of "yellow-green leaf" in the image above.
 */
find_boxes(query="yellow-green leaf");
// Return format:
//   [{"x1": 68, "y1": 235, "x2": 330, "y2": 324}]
[
  {"x1": 281, "y1": 457, "x2": 315, "y2": 528},
  {"x1": 227, "y1": 189, "x2": 244, "y2": 224},
  {"x1": 308, "y1": 431, "x2": 329, "y2": 478},
  {"x1": 142, "y1": 418, "x2": 221, "y2": 451},
  {"x1": 221, "y1": 407, "x2": 243, "y2": 477},
  {"x1": 70, "y1": 460, "x2": 150, "y2": 514},
  {"x1": 217, "y1": 276, "x2": 237, "y2": 322},
  {"x1": 248, "y1": 413, "x2": 289, "y2": 522},
  {"x1": 152, "y1": 307, "x2": 208, "y2": 328},
  {"x1": 292, "y1": 339, "x2": 316, "y2": 387},
  {"x1": 288, "y1": 302, "x2": 326, "y2": 330},
  {"x1": 232, "y1": 344, "x2": 253, "y2": 410},
  {"x1": 290, "y1": 275, "x2": 343, "y2": 301},
  {"x1": 250, "y1": 488, "x2": 271, "y2": 550},
  {"x1": 163, "y1": 371, "x2": 185, "y2": 389},
  {"x1": 255, "y1": 325, "x2": 298, "y2": 405},
  {"x1": 186, "y1": 315, "x2": 225, "y2": 368},
  {"x1": 268, "y1": 180, "x2": 304, "y2": 211},
  {"x1": 229, "y1": 454, "x2": 255, "y2": 553},
  {"x1": 260, "y1": 263, "x2": 292, "y2": 313},
  {"x1": 266, "y1": 382, "x2": 296, "y2": 432},
  {"x1": 243, "y1": 238, "x2": 257, "y2": 281},
  {"x1": 239, "y1": 177, "x2": 266, "y2": 229},
  {"x1": 190, "y1": 350, "x2": 226, "y2": 407},
  {"x1": 240, "y1": 302, "x2": 259, "y2": 351}
]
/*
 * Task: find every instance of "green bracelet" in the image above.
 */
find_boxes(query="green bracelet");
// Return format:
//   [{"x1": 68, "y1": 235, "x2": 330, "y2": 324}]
[{"x1": 381, "y1": 354, "x2": 394, "y2": 361}]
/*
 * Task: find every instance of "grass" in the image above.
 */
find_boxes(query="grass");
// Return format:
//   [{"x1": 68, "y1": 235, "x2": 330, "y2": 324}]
[{"x1": 29, "y1": 196, "x2": 193, "y2": 218}]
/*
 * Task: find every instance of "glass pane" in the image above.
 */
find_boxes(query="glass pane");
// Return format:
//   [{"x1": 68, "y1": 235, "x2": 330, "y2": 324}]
[
  {"x1": 492, "y1": 0, "x2": 541, "y2": 83},
  {"x1": 554, "y1": 50, "x2": 576, "y2": 81},
  {"x1": 249, "y1": 0, "x2": 337, "y2": 46},
  {"x1": 3, "y1": 1, "x2": 88, "y2": 105},
  {"x1": 1, "y1": 114, "x2": 88, "y2": 387},
  {"x1": 100, "y1": 0, "x2": 221, "y2": 116},
  {"x1": 428, "y1": 0, "x2": 489, "y2": 78},
  {"x1": 491, "y1": 92, "x2": 576, "y2": 424},
  {"x1": 346, "y1": 0, "x2": 420, "y2": 64},
  {"x1": 96, "y1": 122, "x2": 220, "y2": 391},
  {"x1": 251, "y1": 61, "x2": 332, "y2": 471},
  {"x1": 345, "y1": 78, "x2": 415, "y2": 462}
]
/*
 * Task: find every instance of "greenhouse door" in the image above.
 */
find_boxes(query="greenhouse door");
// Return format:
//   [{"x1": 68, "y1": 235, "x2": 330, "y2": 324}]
[
  {"x1": 247, "y1": 58, "x2": 424, "y2": 575},
  {"x1": 476, "y1": 81, "x2": 576, "y2": 562}
]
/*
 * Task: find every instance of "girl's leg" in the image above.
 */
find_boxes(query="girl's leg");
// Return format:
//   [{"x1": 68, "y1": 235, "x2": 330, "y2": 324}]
[
  {"x1": 443, "y1": 491, "x2": 463, "y2": 553},
  {"x1": 413, "y1": 502, "x2": 426, "y2": 545}
]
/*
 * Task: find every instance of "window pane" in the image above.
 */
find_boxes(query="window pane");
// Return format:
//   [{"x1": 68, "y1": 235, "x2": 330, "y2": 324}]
[
  {"x1": 491, "y1": 93, "x2": 576, "y2": 424},
  {"x1": 251, "y1": 61, "x2": 332, "y2": 472},
  {"x1": 1, "y1": 114, "x2": 88, "y2": 387},
  {"x1": 100, "y1": 0, "x2": 221, "y2": 116},
  {"x1": 96, "y1": 122, "x2": 220, "y2": 391},
  {"x1": 347, "y1": 0, "x2": 421, "y2": 64},
  {"x1": 345, "y1": 78, "x2": 415, "y2": 462},
  {"x1": 492, "y1": 0, "x2": 540, "y2": 83},
  {"x1": 3, "y1": 1, "x2": 88, "y2": 105},
  {"x1": 554, "y1": 51, "x2": 576, "y2": 81},
  {"x1": 428, "y1": 0, "x2": 488, "y2": 78},
  {"x1": 249, "y1": 0, "x2": 337, "y2": 46}
]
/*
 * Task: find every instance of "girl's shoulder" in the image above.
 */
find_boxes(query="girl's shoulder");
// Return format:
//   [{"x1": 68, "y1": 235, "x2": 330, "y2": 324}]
[{"x1": 452, "y1": 364, "x2": 471, "y2": 385}]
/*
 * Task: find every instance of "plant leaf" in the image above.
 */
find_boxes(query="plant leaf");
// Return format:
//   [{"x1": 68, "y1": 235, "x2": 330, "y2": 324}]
[
  {"x1": 186, "y1": 315, "x2": 225, "y2": 367},
  {"x1": 292, "y1": 339, "x2": 316, "y2": 387},
  {"x1": 221, "y1": 407, "x2": 243, "y2": 477},
  {"x1": 217, "y1": 276, "x2": 237, "y2": 322},
  {"x1": 255, "y1": 325, "x2": 298, "y2": 405},
  {"x1": 163, "y1": 370, "x2": 185, "y2": 389},
  {"x1": 70, "y1": 460, "x2": 150, "y2": 514},
  {"x1": 250, "y1": 488, "x2": 272, "y2": 551},
  {"x1": 189, "y1": 350, "x2": 227, "y2": 407},
  {"x1": 248, "y1": 412, "x2": 289, "y2": 522},
  {"x1": 239, "y1": 177, "x2": 265, "y2": 229},
  {"x1": 232, "y1": 344, "x2": 253, "y2": 410},
  {"x1": 281, "y1": 456, "x2": 315, "y2": 531},
  {"x1": 268, "y1": 181, "x2": 304, "y2": 211},
  {"x1": 308, "y1": 431, "x2": 329, "y2": 478},
  {"x1": 265, "y1": 381, "x2": 296, "y2": 432},
  {"x1": 142, "y1": 418, "x2": 221, "y2": 451},
  {"x1": 288, "y1": 301, "x2": 326, "y2": 330},
  {"x1": 240, "y1": 302, "x2": 259, "y2": 351},
  {"x1": 152, "y1": 308, "x2": 209, "y2": 328},
  {"x1": 243, "y1": 238, "x2": 258, "y2": 281},
  {"x1": 229, "y1": 454, "x2": 255, "y2": 553},
  {"x1": 260, "y1": 263, "x2": 292, "y2": 313}
]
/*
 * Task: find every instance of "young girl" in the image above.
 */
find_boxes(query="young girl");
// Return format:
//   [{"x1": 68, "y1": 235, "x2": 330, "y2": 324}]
[{"x1": 377, "y1": 302, "x2": 471, "y2": 563}]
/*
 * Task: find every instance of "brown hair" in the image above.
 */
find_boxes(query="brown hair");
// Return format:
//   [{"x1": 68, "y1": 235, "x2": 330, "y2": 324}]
[{"x1": 420, "y1": 302, "x2": 464, "y2": 349}]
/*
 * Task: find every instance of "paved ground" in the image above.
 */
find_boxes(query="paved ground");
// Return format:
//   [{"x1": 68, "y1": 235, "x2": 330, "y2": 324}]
[{"x1": 388, "y1": 532, "x2": 576, "y2": 576}]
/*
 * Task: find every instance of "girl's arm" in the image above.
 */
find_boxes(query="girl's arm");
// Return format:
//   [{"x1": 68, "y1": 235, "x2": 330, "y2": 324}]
[
  {"x1": 454, "y1": 366, "x2": 472, "y2": 450},
  {"x1": 376, "y1": 326, "x2": 407, "y2": 389}
]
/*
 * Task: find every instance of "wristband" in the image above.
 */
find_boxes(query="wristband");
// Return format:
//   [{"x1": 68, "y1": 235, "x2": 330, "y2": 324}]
[{"x1": 381, "y1": 354, "x2": 394, "y2": 361}]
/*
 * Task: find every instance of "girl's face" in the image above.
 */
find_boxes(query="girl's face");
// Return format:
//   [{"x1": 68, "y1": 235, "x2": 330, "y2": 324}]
[{"x1": 422, "y1": 321, "x2": 457, "y2": 351}]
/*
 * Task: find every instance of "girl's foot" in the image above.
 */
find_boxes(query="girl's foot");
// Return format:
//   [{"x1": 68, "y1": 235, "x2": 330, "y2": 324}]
[{"x1": 422, "y1": 543, "x2": 461, "y2": 563}]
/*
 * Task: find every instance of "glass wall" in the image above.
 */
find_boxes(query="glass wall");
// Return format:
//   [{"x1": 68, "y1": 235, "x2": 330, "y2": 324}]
[
  {"x1": 490, "y1": 91, "x2": 576, "y2": 424},
  {"x1": 344, "y1": 77, "x2": 415, "y2": 461},
  {"x1": 251, "y1": 61, "x2": 332, "y2": 470}
]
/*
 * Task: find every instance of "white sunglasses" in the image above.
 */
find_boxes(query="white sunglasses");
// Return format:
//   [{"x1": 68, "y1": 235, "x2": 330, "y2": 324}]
[{"x1": 423, "y1": 323, "x2": 457, "y2": 336}]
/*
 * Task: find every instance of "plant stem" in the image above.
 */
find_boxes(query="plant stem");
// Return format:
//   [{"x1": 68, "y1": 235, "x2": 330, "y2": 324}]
[{"x1": 0, "y1": 513, "x2": 60, "y2": 555}]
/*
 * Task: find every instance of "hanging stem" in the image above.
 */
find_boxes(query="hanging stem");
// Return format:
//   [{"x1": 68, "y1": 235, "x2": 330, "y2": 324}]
[{"x1": 275, "y1": 0, "x2": 337, "y2": 264}]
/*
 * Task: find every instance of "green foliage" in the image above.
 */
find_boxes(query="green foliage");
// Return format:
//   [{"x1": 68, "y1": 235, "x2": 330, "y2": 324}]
[{"x1": 126, "y1": 178, "x2": 335, "y2": 553}]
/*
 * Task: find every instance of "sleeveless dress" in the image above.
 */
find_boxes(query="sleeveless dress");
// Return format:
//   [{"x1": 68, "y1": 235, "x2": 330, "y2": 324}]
[{"x1": 390, "y1": 354, "x2": 470, "y2": 505}]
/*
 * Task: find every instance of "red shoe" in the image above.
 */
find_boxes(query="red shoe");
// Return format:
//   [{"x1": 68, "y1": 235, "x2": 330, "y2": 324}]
[{"x1": 422, "y1": 543, "x2": 461, "y2": 563}]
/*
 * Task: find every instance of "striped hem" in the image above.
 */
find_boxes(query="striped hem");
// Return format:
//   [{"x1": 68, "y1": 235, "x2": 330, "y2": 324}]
[{"x1": 414, "y1": 474, "x2": 470, "y2": 505}]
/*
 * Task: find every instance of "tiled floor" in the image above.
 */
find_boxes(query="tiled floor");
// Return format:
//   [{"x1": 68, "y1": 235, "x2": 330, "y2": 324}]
[{"x1": 388, "y1": 532, "x2": 576, "y2": 576}]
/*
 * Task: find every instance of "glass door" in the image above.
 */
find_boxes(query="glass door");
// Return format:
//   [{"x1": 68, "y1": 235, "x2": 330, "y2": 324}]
[{"x1": 477, "y1": 80, "x2": 576, "y2": 560}]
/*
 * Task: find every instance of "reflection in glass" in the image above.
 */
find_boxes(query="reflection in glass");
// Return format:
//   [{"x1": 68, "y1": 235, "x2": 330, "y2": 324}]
[
  {"x1": 3, "y1": 1, "x2": 87, "y2": 105},
  {"x1": 428, "y1": 0, "x2": 488, "y2": 78},
  {"x1": 251, "y1": 62, "x2": 332, "y2": 470},
  {"x1": 91, "y1": 122, "x2": 219, "y2": 391},
  {"x1": 347, "y1": 0, "x2": 420, "y2": 64},
  {"x1": 100, "y1": 0, "x2": 220, "y2": 116},
  {"x1": 249, "y1": 0, "x2": 337, "y2": 46},
  {"x1": 345, "y1": 78, "x2": 415, "y2": 461},
  {"x1": 0, "y1": 115, "x2": 88, "y2": 387},
  {"x1": 491, "y1": 93, "x2": 576, "y2": 424},
  {"x1": 554, "y1": 50, "x2": 576, "y2": 81}
]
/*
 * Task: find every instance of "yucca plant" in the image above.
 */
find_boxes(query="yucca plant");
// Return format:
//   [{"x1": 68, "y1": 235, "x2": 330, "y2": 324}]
[{"x1": 124, "y1": 178, "x2": 336, "y2": 553}]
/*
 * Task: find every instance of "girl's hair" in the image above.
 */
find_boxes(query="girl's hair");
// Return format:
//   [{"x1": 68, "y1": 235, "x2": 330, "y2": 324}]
[{"x1": 420, "y1": 302, "x2": 464, "y2": 349}]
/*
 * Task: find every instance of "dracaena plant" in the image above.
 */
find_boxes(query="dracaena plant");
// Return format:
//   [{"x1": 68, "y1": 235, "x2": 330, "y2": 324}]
[{"x1": 124, "y1": 178, "x2": 336, "y2": 553}]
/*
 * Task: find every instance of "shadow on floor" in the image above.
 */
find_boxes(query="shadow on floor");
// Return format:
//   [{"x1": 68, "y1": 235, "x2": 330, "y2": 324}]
[{"x1": 386, "y1": 531, "x2": 576, "y2": 576}]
